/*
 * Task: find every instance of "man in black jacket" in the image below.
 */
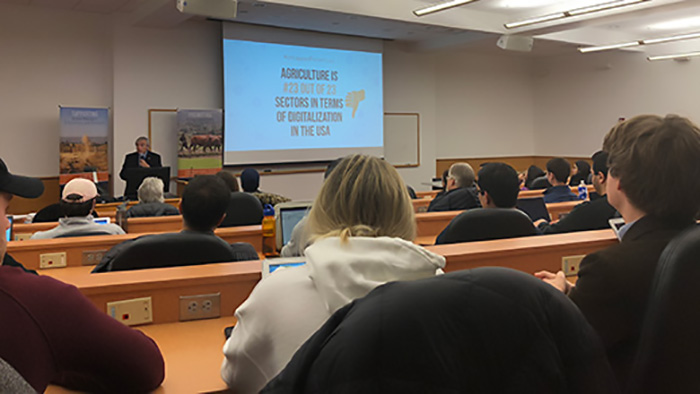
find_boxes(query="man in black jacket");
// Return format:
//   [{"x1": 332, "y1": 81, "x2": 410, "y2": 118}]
[
  {"x1": 536, "y1": 115, "x2": 700, "y2": 389},
  {"x1": 119, "y1": 136, "x2": 162, "y2": 198},
  {"x1": 535, "y1": 151, "x2": 617, "y2": 234},
  {"x1": 427, "y1": 162, "x2": 480, "y2": 212}
]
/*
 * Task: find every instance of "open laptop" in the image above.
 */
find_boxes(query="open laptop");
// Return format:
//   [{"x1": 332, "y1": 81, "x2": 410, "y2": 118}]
[
  {"x1": 6, "y1": 216, "x2": 12, "y2": 242},
  {"x1": 516, "y1": 197, "x2": 551, "y2": 222},
  {"x1": 275, "y1": 201, "x2": 313, "y2": 251},
  {"x1": 261, "y1": 257, "x2": 306, "y2": 279}
]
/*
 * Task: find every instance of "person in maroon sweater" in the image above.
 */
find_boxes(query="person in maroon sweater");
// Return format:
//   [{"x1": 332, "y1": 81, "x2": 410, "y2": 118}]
[{"x1": 0, "y1": 158, "x2": 165, "y2": 393}]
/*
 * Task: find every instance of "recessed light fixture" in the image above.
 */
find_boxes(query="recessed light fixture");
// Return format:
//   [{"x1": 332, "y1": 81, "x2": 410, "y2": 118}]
[
  {"x1": 505, "y1": 0, "x2": 648, "y2": 29},
  {"x1": 413, "y1": 0, "x2": 479, "y2": 17},
  {"x1": 648, "y1": 51, "x2": 700, "y2": 61},
  {"x1": 579, "y1": 31, "x2": 700, "y2": 53}
]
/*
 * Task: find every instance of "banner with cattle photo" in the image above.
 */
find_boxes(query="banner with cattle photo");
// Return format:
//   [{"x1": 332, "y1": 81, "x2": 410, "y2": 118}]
[
  {"x1": 59, "y1": 107, "x2": 110, "y2": 185},
  {"x1": 177, "y1": 109, "x2": 223, "y2": 178}
]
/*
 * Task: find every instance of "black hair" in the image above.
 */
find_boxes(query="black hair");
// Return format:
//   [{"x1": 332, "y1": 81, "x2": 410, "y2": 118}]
[
  {"x1": 477, "y1": 163, "x2": 520, "y2": 208},
  {"x1": 181, "y1": 175, "x2": 230, "y2": 232},
  {"x1": 324, "y1": 158, "x2": 342, "y2": 180},
  {"x1": 591, "y1": 151, "x2": 609, "y2": 180},
  {"x1": 525, "y1": 165, "x2": 545, "y2": 189},
  {"x1": 546, "y1": 158, "x2": 571, "y2": 184},
  {"x1": 60, "y1": 194, "x2": 95, "y2": 217}
]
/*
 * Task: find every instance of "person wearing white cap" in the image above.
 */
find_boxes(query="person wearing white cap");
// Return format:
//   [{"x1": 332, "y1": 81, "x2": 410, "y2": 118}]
[{"x1": 30, "y1": 178, "x2": 125, "y2": 239}]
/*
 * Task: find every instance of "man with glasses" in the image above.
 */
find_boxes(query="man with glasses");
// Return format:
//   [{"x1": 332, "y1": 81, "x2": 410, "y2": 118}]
[{"x1": 427, "y1": 162, "x2": 480, "y2": 212}]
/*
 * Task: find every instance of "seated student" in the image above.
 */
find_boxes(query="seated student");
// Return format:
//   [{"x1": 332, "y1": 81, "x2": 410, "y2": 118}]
[
  {"x1": 241, "y1": 168, "x2": 291, "y2": 207},
  {"x1": 435, "y1": 163, "x2": 537, "y2": 244},
  {"x1": 536, "y1": 151, "x2": 617, "y2": 234},
  {"x1": 216, "y1": 170, "x2": 240, "y2": 192},
  {"x1": 427, "y1": 162, "x2": 480, "y2": 212},
  {"x1": 31, "y1": 178, "x2": 125, "y2": 239},
  {"x1": 535, "y1": 114, "x2": 700, "y2": 389},
  {"x1": 92, "y1": 175, "x2": 258, "y2": 272},
  {"x1": 221, "y1": 154, "x2": 445, "y2": 393},
  {"x1": 0, "y1": 159, "x2": 164, "y2": 393},
  {"x1": 542, "y1": 158, "x2": 578, "y2": 203},
  {"x1": 569, "y1": 160, "x2": 592, "y2": 186},
  {"x1": 125, "y1": 177, "x2": 179, "y2": 218},
  {"x1": 524, "y1": 165, "x2": 545, "y2": 189}
]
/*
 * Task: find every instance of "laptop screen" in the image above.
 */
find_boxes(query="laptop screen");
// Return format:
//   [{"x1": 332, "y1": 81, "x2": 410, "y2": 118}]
[
  {"x1": 262, "y1": 257, "x2": 306, "y2": 279},
  {"x1": 516, "y1": 197, "x2": 551, "y2": 222},
  {"x1": 93, "y1": 217, "x2": 110, "y2": 225},
  {"x1": 279, "y1": 207, "x2": 308, "y2": 246},
  {"x1": 5, "y1": 216, "x2": 12, "y2": 242}
]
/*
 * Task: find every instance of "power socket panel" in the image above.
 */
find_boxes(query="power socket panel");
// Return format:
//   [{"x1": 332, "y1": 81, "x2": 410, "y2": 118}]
[
  {"x1": 107, "y1": 297, "x2": 153, "y2": 326},
  {"x1": 14, "y1": 233, "x2": 31, "y2": 241},
  {"x1": 562, "y1": 255, "x2": 585, "y2": 277},
  {"x1": 39, "y1": 252, "x2": 67, "y2": 269},
  {"x1": 82, "y1": 249, "x2": 107, "y2": 266},
  {"x1": 179, "y1": 293, "x2": 221, "y2": 322}
]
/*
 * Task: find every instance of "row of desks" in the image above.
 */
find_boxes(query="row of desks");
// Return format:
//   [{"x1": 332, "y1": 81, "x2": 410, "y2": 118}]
[{"x1": 44, "y1": 227, "x2": 618, "y2": 393}]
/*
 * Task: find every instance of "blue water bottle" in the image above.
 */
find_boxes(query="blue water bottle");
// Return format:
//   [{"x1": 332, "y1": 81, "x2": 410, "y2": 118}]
[{"x1": 577, "y1": 180, "x2": 588, "y2": 200}]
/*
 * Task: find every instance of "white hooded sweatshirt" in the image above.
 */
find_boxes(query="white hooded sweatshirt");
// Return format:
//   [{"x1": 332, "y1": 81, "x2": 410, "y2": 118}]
[{"x1": 221, "y1": 236, "x2": 445, "y2": 393}]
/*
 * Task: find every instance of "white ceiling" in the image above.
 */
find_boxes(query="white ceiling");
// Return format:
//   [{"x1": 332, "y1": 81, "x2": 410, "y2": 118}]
[{"x1": 3, "y1": 0, "x2": 700, "y2": 57}]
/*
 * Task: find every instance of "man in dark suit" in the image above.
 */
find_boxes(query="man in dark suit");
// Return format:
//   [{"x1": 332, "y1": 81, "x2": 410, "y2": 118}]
[
  {"x1": 535, "y1": 151, "x2": 617, "y2": 234},
  {"x1": 535, "y1": 115, "x2": 700, "y2": 389},
  {"x1": 427, "y1": 162, "x2": 480, "y2": 212},
  {"x1": 119, "y1": 136, "x2": 162, "y2": 198}
]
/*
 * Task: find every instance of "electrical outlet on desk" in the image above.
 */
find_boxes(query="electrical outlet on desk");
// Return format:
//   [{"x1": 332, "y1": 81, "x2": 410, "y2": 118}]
[
  {"x1": 107, "y1": 297, "x2": 153, "y2": 326},
  {"x1": 562, "y1": 255, "x2": 585, "y2": 277}
]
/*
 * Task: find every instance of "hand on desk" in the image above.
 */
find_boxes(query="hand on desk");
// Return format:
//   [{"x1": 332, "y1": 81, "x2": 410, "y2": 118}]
[
  {"x1": 533, "y1": 219, "x2": 548, "y2": 227},
  {"x1": 534, "y1": 270, "x2": 574, "y2": 295},
  {"x1": 139, "y1": 159, "x2": 150, "y2": 168}
]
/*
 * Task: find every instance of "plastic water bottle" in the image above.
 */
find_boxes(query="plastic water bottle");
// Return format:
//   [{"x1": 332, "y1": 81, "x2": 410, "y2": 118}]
[
  {"x1": 262, "y1": 204, "x2": 276, "y2": 257},
  {"x1": 578, "y1": 180, "x2": 588, "y2": 200}
]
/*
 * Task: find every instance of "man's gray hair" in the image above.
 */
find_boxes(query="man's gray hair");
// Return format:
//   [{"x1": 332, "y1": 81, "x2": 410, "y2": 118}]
[
  {"x1": 138, "y1": 177, "x2": 165, "y2": 203},
  {"x1": 448, "y1": 163, "x2": 475, "y2": 188}
]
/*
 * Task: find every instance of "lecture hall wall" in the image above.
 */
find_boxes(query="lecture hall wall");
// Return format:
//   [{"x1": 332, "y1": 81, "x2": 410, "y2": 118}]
[{"x1": 2, "y1": 3, "x2": 700, "y2": 205}]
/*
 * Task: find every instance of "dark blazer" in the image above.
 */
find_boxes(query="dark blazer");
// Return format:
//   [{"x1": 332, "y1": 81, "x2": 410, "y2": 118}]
[
  {"x1": 427, "y1": 186, "x2": 480, "y2": 212},
  {"x1": 543, "y1": 185, "x2": 578, "y2": 203},
  {"x1": 263, "y1": 268, "x2": 618, "y2": 394},
  {"x1": 119, "y1": 151, "x2": 162, "y2": 181},
  {"x1": 538, "y1": 195, "x2": 618, "y2": 234},
  {"x1": 569, "y1": 216, "x2": 694, "y2": 389}
]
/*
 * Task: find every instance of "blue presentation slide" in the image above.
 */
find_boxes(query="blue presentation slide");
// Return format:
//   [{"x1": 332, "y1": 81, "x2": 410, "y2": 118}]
[{"x1": 223, "y1": 39, "x2": 383, "y2": 163}]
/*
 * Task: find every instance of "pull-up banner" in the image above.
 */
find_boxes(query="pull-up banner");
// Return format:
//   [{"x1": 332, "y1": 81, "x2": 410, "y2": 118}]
[
  {"x1": 177, "y1": 109, "x2": 223, "y2": 178},
  {"x1": 59, "y1": 107, "x2": 110, "y2": 185}
]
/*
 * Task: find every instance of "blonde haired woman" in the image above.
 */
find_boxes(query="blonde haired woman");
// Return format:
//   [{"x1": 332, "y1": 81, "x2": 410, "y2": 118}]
[{"x1": 221, "y1": 155, "x2": 445, "y2": 393}]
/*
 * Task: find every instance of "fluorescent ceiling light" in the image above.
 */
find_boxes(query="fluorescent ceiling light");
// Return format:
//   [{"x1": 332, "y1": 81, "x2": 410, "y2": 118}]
[
  {"x1": 579, "y1": 31, "x2": 700, "y2": 53},
  {"x1": 568, "y1": 0, "x2": 646, "y2": 16},
  {"x1": 643, "y1": 32, "x2": 700, "y2": 45},
  {"x1": 413, "y1": 0, "x2": 479, "y2": 17},
  {"x1": 648, "y1": 51, "x2": 700, "y2": 61},
  {"x1": 579, "y1": 41, "x2": 640, "y2": 53},
  {"x1": 504, "y1": 13, "x2": 565, "y2": 29},
  {"x1": 505, "y1": 0, "x2": 648, "y2": 29}
]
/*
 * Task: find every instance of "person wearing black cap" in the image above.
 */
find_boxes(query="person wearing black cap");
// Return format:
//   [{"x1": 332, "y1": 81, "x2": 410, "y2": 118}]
[
  {"x1": 0, "y1": 158, "x2": 165, "y2": 393},
  {"x1": 241, "y1": 168, "x2": 291, "y2": 207}
]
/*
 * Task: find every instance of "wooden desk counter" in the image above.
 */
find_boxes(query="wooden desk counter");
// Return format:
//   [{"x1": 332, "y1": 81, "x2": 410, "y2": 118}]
[
  {"x1": 547, "y1": 200, "x2": 582, "y2": 220},
  {"x1": 46, "y1": 317, "x2": 234, "y2": 394},
  {"x1": 93, "y1": 198, "x2": 181, "y2": 219},
  {"x1": 427, "y1": 229, "x2": 618, "y2": 274},
  {"x1": 415, "y1": 210, "x2": 461, "y2": 239},
  {"x1": 411, "y1": 197, "x2": 432, "y2": 213},
  {"x1": 8, "y1": 225, "x2": 262, "y2": 270},
  {"x1": 415, "y1": 190, "x2": 439, "y2": 199},
  {"x1": 43, "y1": 260, "x2": 261, "y2": 325}
]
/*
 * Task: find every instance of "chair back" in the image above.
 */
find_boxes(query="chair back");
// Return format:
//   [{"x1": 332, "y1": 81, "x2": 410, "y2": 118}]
[
  {"x1": 263, "y1": 268, "x2": 618, "y2": 394},
  {"x1": 436, "y1": 208, "x2": 537, "y2": 245},
  {"x1": 530, "y1": 176, "x2": 552, "y2": 190},
  {"x1": 626, "y1": 226, "x2": 700, "y2": 394},
  {"x1": 219, "y1": 192, "x2": 263, "y2": 227},
  {"x1": 32, "y1": 203, "x2": 61, "y2": 223},
  {"x1": 109, "y1": 232, "x2": 255, "y2": 271}
]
